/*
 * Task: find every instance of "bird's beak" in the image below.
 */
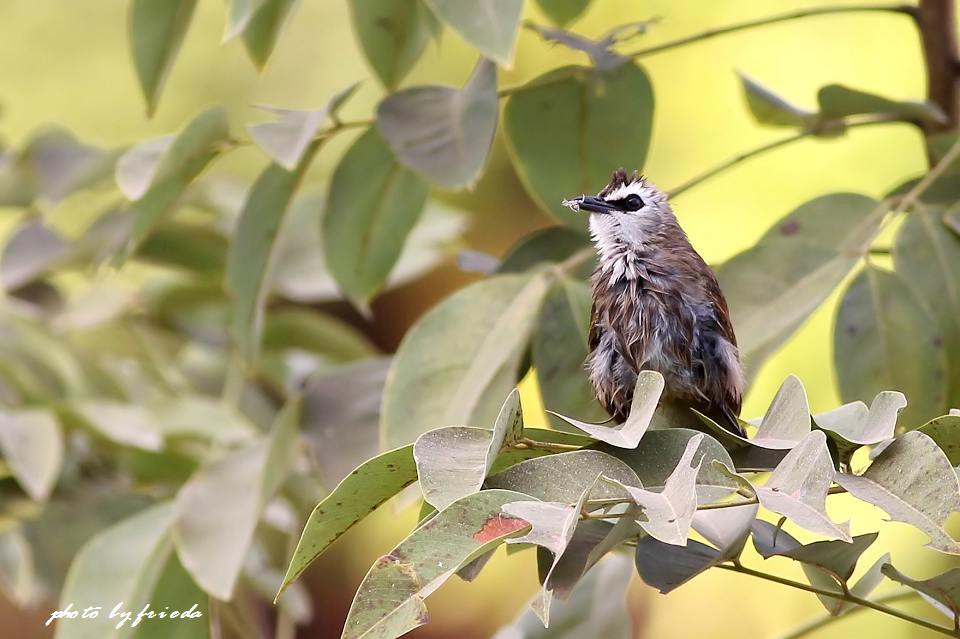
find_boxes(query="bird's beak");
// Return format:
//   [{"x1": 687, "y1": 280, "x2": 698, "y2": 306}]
[{"x1": 561, "y1": 195, "x2": 617, "y2": 214}]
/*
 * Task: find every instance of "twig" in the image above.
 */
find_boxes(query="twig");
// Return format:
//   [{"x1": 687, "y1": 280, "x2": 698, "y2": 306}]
[
  {"x1": 896, "y1": 132, "x2": 960, "y2": 212},
  {"x1": 668, "y1": 115, "x2": 906, "y2": 198},
  {"x1": 513, "y1": 437, "x2": 582, "y2": 453},
  {"x1": 715, "y1": 563, "x2": 958, "y2": 637},
  {"x1": 623, "y1": 5, "x2": 916, "y2": 59},
  {"x1": 776, "y1": 589, "x2": 921, "y2": 639}
]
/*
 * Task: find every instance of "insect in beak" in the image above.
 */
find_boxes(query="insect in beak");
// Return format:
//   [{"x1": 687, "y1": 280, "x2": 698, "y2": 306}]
[{"x1": 561, "y1": 195, "x2": 617, "y2": 214}]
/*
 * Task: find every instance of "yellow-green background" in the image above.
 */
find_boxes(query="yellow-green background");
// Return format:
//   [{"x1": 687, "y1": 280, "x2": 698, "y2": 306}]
[{"x1": 0, "y1": 1, "x2": 951, "y2": 637}]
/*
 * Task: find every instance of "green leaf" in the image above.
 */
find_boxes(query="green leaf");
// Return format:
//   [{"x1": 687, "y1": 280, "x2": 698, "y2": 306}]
[
  {"x1": 227, "y1": 145, "x2": 319, "y2": 365},
  {"x1": 818, "y1": 84, "x2": 947, "y2": 125},
  {"x1": 918, "y1": 415, "x2": 960, "y2": 465},
  {"x1": 349, "y1": 0, "x2": 438, "y2": 89},
  {"x1": 225, "y1": 0, "x2": 270, "y2": 40},
  {"x1": 882, "y1": 564, "x2": 960, "y2": 624},
  {"x1": 536, "y1": 0, "x2": 591, "y2": 27},
  {"x1": 492, "y1": 554, "x2": 633, "y2": 639},
  {"x1": 894, "y1": 205, "x2": 960, "y2": 404},
  {"x1": 601, "y1": 429, "x2": 738, "y2": 504},
  {"x1": 717, "y1": 193, "x2": 883, "y2": 373},
  {"x1": 322, "y1": 127, "x2": 430, "y2": 304},
  {"x1": 1, "y1": 219, "x2": 72, "y2": 291},
  {"x1": 263, "y1": 308, "x2": 376, "y2": 361},
  {"x1": 946, "y1": 206, "x2": 960, "y2": 238},
  {"x1": 132, "y1": 555, "x2": 209, "y2": 639},
  {"x1": 174, "y1": 400, "x2": 300, "y2": 599},
  {"x1": 488, "y1": 449, "x2": 640, "y2": 502},
  {"x1": 0, "y1": 409, "x2": 62, "y2": 502},
  {"x1": 549, "y1": 371, "x2": 663, "y2": 448},
  {"x1": 137, "y1": 222, "x2": 228, "y2": 273},
  {"x1": 377, "y1": 58, "x2": 498, "y2": 189},
  {"x1": 381, "y1": 273, "x2": 549, "y2": 449},
  {"x1": 341, "y1": 489, "x2": 532, "y2": 639},
  {"x1": 498, "y1": 227, "x2": 592, "y2": 275},
  {"x1": 242, "y1": 0, "x2": 298, "y2": 68},
  {"x1": 535, "y1": 278, "x2": 609, "y2": 429},
  {"x1": 117, "y1": 108, "x2": 231, "y2": 259},
  {"x1": 737, "y1": 72, "x2": 816, "y2": 128},
  {"x1": 634, "y1": 537, "x2": 720, "y2": 594},
  {"x1": 248, "y1": 83, "x2": 358, "y2": 170},
  {"x1": 423, "y1": 0, "x2": 523, "y2": 66},
  {"x1": 813, "y1": 391, "x2": 907, "y2": 461},
  {"x1": 751, "y1": 520, "x2": 877, "y2": 614},
  {"x1": 635, "y1": 500, "x2": 757, "y2": 594},
  {"x1": 834, "y1": 266, "x2": 947, "y2": 428},
  {"x1": 129, "y1": 0, "x2": 198, "y2": 116},
  {"x1": 836, "y1": 431, "x2": 960, "y2": 554},
  {"x1": 56, "y1": 502, "x2": 177, "y2": 639},
  {"x1": 504, "y1": 63, "x2": 654, "y2": 228},
  {"x1": 279, "y1": 445, "x2": 417, "y2": 594},
  {"x1": 414, "y1": 389, "x2": 523, "y2": 509}
]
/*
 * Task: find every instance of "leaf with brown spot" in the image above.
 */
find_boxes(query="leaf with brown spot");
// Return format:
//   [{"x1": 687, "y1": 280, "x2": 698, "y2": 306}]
[
  {"x1": 279, "y1": 445, "x2": 417, "y2": 595},
  {"x1": 341, "y1": 490, "x2": 532, "y2": 639}
]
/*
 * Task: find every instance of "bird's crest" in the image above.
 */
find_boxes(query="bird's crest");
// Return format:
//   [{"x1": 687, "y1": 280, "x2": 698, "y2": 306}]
[{"x1": 599, "y1": 168, "x2": 643, "y2": 198}]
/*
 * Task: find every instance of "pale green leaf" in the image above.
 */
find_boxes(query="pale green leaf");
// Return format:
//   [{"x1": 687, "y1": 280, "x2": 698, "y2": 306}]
[
  {"x1": 423, "y1": 0, "x2": 522, "y2": 65},
  {"x1": 377, "y1": 58, "x2": 498, "y2": 189},
  {"x1": 548, "y1": 371, "x2": 663, "y2": 448},
  {"x1": 174, "y1": 400, "x2": 300, "y2": 599},
  {"x1": 836, "y1": 431, "x2": 960, "y2": 554},
  {"x1": 242, "y1": 0, "x2": 298, "y2": 68},
  {"x1": 381, "y1": 273, "x2": 549, "y2": 449},
  {"x1": 0, "y1": 409, "x2": 62, "y2": 502}
]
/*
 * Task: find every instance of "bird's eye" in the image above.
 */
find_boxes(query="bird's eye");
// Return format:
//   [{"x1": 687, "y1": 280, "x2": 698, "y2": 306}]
[{"x1": 623, "y1": 194, "x2": 644, "y2": 211}]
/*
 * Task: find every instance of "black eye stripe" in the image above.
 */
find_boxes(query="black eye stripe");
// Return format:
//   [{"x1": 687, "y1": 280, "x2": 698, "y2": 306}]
[{"x1": 608, "y1": 194, "x2": 644, "y2": 211}]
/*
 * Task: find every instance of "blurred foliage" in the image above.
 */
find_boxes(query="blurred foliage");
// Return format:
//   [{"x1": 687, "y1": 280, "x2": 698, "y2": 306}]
[{"x1": 1, "y1": 1, "x2": 960, "y2": 639}]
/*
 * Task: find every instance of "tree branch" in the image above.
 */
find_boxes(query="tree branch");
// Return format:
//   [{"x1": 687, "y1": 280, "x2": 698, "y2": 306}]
[
  {"x1": 624, "y1": 4, "x2": 916, "y2": 59},
  {"x1": 917, "y1": 0, "x2": 960, "y2": 135},
  {"x1": 668, "y1": 115, "x2": 907, "y2": 198},
  {"x1": 715, "y1": 563, "x2": 958, "y2": 637},
  {"x1": 776, "y1": 590, "x2": 921, "y2": 639}
]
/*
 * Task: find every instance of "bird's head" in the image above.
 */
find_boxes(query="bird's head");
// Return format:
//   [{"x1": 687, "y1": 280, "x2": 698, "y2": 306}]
[{"x1": 562, "y1": 168, "x2": 672, "y2": 250}]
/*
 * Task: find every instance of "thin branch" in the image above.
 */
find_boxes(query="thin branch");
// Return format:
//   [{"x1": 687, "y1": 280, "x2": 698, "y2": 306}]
[
  {"x1": 581, "y1": 485, "x2": 847, "y2": 518},
  {"x1": 917, "y1": 0, "x2": 960, "y2": 135},
  {"x1": 668, "y1": 115, "x2": 907, "y2": 198},
  {"x1": 897, "y1": 133, "x2": 960, "y2": 212},
  {"x1": 513, "y1": 437, "x2": 582, "y2": 453},
  {"x1": 715, "y1": 563, "x2": 958, "y2": 637},
  {"x1": 776, "y1": 590, "x2": 921, "y2": 639},
  {"x1": 623, "y1": 4, "x2": 916, "y2": 59}
]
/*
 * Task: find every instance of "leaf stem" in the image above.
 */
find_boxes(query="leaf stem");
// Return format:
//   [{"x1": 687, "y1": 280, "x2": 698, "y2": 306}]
[
  {"x1": 668, "y1": 115, "x2": 905, "y2": 198},
  {"x1": 623, "y1": 5, "x2": 916, "y2": 59},
  {"x1": 715, "y1": 563, "x2": 957, "y2": 637},
  {"x1": 513, "y1": 437, "x2": 583, "y2": 452},
  {"x1": 776, "y1": 589, "x2": 921, "y2": 639},
  {"x1": 896, "y1": 132, "x2": 960, "y2": 212}
]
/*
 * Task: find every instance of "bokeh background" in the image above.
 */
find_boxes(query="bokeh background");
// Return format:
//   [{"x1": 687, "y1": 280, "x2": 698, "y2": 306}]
[{"x1": 0, "y1": 1, "x2": 951, "y2": 637}]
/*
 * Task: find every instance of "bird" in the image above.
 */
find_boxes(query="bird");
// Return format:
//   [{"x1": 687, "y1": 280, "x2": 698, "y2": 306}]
[{"x1": 562, "y1": 168, "x2": 746, "y2": 435}]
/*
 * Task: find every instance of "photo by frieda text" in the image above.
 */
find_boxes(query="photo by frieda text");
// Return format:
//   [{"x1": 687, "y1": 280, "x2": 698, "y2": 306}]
[{"x1": 46, "y1": 601, "x2": 204, "y2": 629}]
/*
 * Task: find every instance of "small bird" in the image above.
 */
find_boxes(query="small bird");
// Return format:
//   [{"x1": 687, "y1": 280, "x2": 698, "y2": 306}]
[{"x1": 563, "y1": 169, "x2": 746, "y2": 435}]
